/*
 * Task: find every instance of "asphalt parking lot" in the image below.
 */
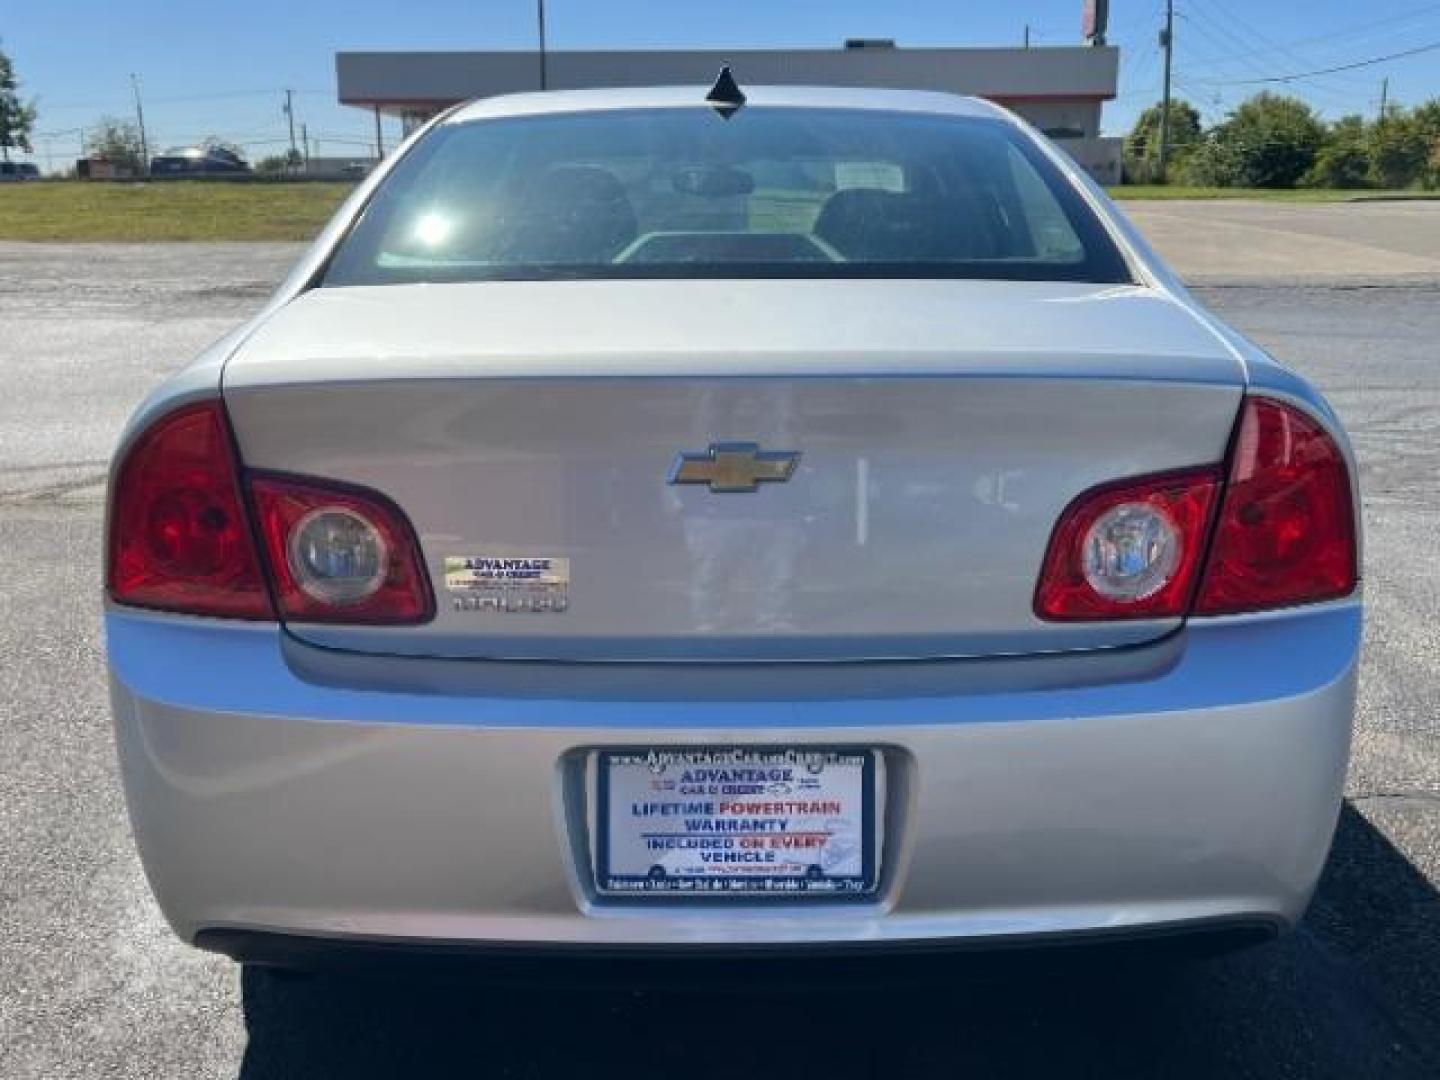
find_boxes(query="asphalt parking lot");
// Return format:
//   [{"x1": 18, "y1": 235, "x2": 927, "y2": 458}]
[{"x1": 1, "y1": 203, "x2": 1438, "y2": 1078}]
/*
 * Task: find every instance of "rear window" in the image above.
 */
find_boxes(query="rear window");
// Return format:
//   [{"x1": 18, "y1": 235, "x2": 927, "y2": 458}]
[{"x1": 323, "y1": 107, "x2": 1132, "y2": 286}]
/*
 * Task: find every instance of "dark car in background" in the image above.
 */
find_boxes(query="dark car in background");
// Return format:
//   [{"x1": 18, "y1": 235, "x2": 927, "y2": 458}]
[{"x1": 149, "y1": 145, "x2": 250, "y2": 176}]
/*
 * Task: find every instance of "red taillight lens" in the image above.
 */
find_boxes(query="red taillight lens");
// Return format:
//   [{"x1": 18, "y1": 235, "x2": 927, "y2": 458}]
[
  {"x1": 1035, "y1": 468, "x2": 1222, "y2": 620},
  {"x1": 1195, "y1": 397, "x2": 1357, "y2": 614},
  {"x1": 1035, "y1": 397, "x2": 1358, "y2": 623},
  {"x1": 249, "y1": 474, "x2": 434, "y2": 624},
  {"x1": 107, "y1": 401, "x2": 273, "y2": 619}
]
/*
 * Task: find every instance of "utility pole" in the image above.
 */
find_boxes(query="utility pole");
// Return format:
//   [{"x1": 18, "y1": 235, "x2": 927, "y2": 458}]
[
  {"x1": 537, "y1": 0, "x2": 549, "y2": 90},
  {"x1": 373, "y1": 105, "x2": 385, "y2": 159},
  {"x1": 129, "y1": 74, "x2": 149, "y2": 173},
  {"x1": 1024, "y1": 24, "x2": 1031, "y2": 48},
  {"x1": 300, "y1": 122, "x2": 310, "y2": 170},
  {"x1": 1379, "y1": 77, "x2": 1389, "y2": 123},
  {"x1": 1158, "y1": 0, "x2": 1175, "y2": 182},
  {"x1": 283, "y1": 89, "x2": 298, "y2": 164}
]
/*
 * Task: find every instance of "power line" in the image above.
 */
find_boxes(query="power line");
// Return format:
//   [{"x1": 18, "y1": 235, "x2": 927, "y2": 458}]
[
  {"x1": 1183, "y1": 1, "x2": 1440, "y2": 66},
  {"x1": 35, "y1": 86, "x2": 332, "y2": 112},
  {"x1": 1183, "y1": 0, "x2": 1412, "y2": 119},
  {"x1": 1176, "y1": 7, "x2": 1367, "y2": 98},
  {"x1": 1187, "y1": 38, "x2": 1440, "y2": 85}
]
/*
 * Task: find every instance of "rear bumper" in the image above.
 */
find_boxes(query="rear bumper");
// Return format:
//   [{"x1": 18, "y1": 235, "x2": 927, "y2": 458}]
[
  {"x1": 106, "y1": 603, "x2": 1359, "y2": 952},
  {"x1": 200, "y1": 919, "x2": 1281, "y2": 981}
]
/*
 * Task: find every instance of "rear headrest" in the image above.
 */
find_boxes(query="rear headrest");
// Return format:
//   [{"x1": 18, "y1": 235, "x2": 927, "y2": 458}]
[
  {"x1": 497, "y1": 165, "x2": 638, "y2": 263},
  {"x1": 535, "y1": 165, "x2": 630, "y2": 204},
  {"x1": 814, "y1": 187, "x2": 1004, "y2": 262}
]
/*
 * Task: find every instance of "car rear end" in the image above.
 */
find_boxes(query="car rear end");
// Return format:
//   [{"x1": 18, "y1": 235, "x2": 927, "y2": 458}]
[{"x1": 105, "y1": 88, "x2": 1361, "y2": 962}]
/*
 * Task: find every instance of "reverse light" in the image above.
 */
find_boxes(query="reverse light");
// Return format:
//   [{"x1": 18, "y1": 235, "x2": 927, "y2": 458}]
[
  {"x1": 288, "y1": 507, "x2": 389, "y2": 605},
  {"x1": 1082, "y1": 501, "x2": 1183, "y2": 602},
  {"x1": 249, "y1": 474, "x2": 433, "y2": 624},
  {"x1": 106, "y1": 401, "x2": 273, "y2": 619},
  {"x1": 1035, "y1": 468, "x2": 1221, "y2": 620}
]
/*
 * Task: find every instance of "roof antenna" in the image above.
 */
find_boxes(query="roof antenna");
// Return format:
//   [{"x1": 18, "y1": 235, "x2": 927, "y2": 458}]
[{"x1": 705, "y1": 64, "x2": 746, "y2": 119}]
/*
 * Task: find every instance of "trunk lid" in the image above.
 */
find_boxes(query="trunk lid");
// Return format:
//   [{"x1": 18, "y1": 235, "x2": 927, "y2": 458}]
[{"x1": 224, "y1": 279, "x2": 1243, "y2": 661}]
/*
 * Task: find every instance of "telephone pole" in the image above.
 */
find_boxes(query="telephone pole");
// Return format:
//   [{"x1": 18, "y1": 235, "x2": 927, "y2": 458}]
[
  {"x1": 537, "y1": 0, "x2": 549, "y2": 90},
  {"x1": 300, "y1": 122, "x2": 310, "y2": 170},
  {"x1": 129, "y1": 74, "x2": 149, "y2": 173},
  {"x1": 1024, "y1": 24, "x2": 1031, "y2": 48},
  {"x1": 1379, "y1": 77, "x2": 1389, "y2": 122},
  {"x1": 283, "y1": 89, "x2": 298, "y2": 164},
  {"x1": 1158, "y1": 0, "x2": 1175, "y2": 181}
]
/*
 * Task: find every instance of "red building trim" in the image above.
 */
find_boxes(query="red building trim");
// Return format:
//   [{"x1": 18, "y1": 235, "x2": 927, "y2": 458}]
[{"x1": 986, "y1": 93, "x2": 1115, "y2": 104}]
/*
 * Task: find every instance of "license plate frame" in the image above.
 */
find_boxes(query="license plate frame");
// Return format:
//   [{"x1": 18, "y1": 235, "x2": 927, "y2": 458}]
[{"x1": 593, "y1": 746, "x2": 880, "y2": 898}]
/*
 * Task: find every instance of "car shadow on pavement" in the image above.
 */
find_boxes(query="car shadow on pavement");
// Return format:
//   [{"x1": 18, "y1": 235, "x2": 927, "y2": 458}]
[{"x1": 237, "y1": 803, "x2": 1440, "y2": 1079}]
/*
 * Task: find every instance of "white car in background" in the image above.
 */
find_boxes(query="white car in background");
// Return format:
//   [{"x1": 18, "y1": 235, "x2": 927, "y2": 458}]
[{"x1": 105, "y1": 81, "x2": 1360, "y2": 971}]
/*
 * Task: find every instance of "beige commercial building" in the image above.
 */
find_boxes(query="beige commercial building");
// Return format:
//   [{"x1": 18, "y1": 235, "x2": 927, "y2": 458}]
[{"x1": 335, "y1": 44, "x2": 1123, "y2": 183}]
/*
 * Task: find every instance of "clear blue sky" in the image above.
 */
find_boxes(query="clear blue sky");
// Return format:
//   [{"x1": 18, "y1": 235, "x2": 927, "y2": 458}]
[{"x1": 5, "y1": 0, "x2": 1440, "y2": 170}]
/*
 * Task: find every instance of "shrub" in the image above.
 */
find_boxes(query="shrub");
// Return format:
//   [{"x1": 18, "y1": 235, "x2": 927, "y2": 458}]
[
  {"x1": 1304, "y1": 116, "x2": 1370, "y2": 189},
  {"x1": 1210, "y1": 93, "x2": 1325, "y2": 188},
  {"x1": 1368, "y1": 115, "x2": 1430, "y2": 188},
  {"x1": 1123, "y1": 100, "x2": 1202, "y2": 183}
]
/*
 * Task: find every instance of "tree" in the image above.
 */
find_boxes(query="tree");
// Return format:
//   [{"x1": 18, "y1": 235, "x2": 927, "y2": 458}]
[
  {"x1": 1304, "y1": 115, "x2": 1370, "y2": 189},
  {"x1": 1208, "y1": 92, "x2": 1325, "y2": 188},
  {"x1": 84, "y1": 117, "x2": 146, "y2": 173},
  {"x1": 1407, "y1": 99, "x2": 1440, "y2": 188},
  {"x1": 1123, "y1": 100, "x2": 1202, "y2": 183},
  {"x1": 1367, "y1": 111, "x2": 1430, "y2": 189},
  {"x1": 0, "y1": 43, "x2": 37, "y2": 163}
]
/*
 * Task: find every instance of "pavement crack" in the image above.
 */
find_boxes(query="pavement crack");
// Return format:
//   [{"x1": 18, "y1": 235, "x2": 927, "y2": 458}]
[
  {"x1": 0, "y1": 471, "x2": 110, "y2": 506},
  {"x1": 1349, "y1": 790, "x2": 1440, "y2": 805}
]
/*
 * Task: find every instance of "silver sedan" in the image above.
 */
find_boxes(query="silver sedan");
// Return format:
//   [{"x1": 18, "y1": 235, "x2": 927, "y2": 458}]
[{"x1": 105, "y1": 84, "x2": 1360, "y2": 967}]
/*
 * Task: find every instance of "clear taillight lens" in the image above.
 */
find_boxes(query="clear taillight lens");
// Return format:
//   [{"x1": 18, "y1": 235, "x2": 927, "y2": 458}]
[
  {"x1": 248, "y1": 474, "x2": 433, "y2": 624},
  {"x1": 1035, "y1": 468, "x2": 1222, "y2": 620},
  {"x1": 107, "y1": 401, "x2": 273, "y2": 619},
  {"x1": 288, "y1": 507, "x2": 389, "y2": 605},
  {"x1": 1082, "y1": 501, "x2": 1183, "y2": 602},
  {"x1": 1195, "y1": 397, "x2": 1357, "y2": 614}
]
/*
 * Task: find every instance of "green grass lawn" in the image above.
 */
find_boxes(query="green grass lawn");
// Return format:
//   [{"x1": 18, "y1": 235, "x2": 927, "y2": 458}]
[
  {"x1": 0, "y1": 178, "x2": 1435, "y2": 243},
  {"x1": 0, "y1": 181, "x2": 355, "y2": 241}
]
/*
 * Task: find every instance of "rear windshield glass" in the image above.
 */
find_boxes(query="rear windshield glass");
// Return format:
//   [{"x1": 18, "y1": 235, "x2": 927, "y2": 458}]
[{"x1": 323, "y1": 107, "x2": 1132, "y2": 286}]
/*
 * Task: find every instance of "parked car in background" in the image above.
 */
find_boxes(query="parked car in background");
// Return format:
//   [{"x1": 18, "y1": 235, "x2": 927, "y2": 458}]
[
  {"x1": 105, "y1": 83, "x2": 1361, "y2": 974},
  {"x1": 149, "y1": 144, "x2": 250, "y2": 176},
  {"x1": 0, "y1": 162, "x2": 41, "y2": 181}
]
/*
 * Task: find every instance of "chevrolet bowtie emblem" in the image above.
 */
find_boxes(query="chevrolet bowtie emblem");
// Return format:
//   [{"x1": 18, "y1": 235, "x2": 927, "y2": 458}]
[{"x1": 668, "y1": 443, "x2": 800, "y2": 493}]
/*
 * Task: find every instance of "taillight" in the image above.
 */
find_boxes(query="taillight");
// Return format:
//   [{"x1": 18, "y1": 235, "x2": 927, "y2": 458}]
[
  {"x1": 1035, "y1": 395, "x2": 1358, "y2": 623},
  {"x1": 107, "y1": 401, "x2": 273, "y2": 619},
  {"x1": 249, "y1": 474, "x2": 433, "y2": 624},
  {"x1": 1035, "y1": 468, "x2": 1222, "y2": 620},
  {"x1": 1195, "y1": 397, "x2": 1357, "y2": 614}
]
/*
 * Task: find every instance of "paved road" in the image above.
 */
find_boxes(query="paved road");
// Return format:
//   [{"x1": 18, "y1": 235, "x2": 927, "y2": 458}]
[
  {"x1": 1122, "y1": 198, "x2": 1440, "y2": 281},
  {"x1": 1, "y1": 232, "x2": 1438, "y2": 1078}
]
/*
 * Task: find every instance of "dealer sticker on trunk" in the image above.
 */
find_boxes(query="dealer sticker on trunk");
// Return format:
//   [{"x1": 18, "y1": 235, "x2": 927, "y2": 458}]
[{"x1": 444, "y1": 555, "x2": 570, "y2": 613}]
